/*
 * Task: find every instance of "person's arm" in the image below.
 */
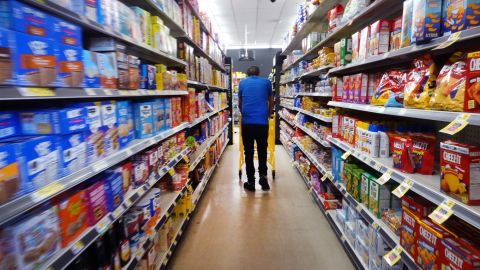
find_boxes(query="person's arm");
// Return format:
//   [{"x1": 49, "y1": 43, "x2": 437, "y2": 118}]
[{"x1": 267, "y1": 81, "x2": 274, "y2": 117}]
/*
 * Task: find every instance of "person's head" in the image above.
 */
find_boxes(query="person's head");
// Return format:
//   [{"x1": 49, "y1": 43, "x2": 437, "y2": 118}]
[{"x1": 246, "y1": 66, "x2": 260, "y2": 77}]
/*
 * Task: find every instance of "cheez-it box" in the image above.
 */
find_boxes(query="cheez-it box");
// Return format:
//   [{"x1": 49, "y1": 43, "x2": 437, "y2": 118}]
[
  {"x1": 439, "y1": 238, "x2": 480, "y2": 270},
  {"x1": 400, "y1": 208, "x2": 419, "y2": 259},
  {"x1": 465, "y1": 51, "x2": 480, "y2": 112},
  {"x1": 417, "y1": 219, "x2": 456, "y2": 270}
]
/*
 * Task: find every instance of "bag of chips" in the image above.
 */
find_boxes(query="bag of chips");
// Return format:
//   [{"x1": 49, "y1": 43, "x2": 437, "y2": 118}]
[
  {"x1": 371, "y1": 70, "x2": 407, "y2": 107},
  {"x1": 404, "y1": 54, "x2": 438, "y2": 109},
  {"x1": 429, "y1": 51, "x2": 467, "y2": 111}
]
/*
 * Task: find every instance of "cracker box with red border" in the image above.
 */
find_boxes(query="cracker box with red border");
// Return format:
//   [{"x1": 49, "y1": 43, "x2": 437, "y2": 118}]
[
  {"x1": 416, "y1": 219, "x2": 456, "y2": 270},
  {"x1": 439, "y1": 238, "x2": 480, "y2": 270},
  {"x1": 465, "y1": 51, "x2": 480, "y2": 112},
  {"x1": 400, "y1": 207, "x2": 420, "y2": 259}
]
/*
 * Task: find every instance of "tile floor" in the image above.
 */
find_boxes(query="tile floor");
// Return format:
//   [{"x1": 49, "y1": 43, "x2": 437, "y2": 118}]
[{"x1": 167, "y1": 139, "x2": 355, "y2": 270}]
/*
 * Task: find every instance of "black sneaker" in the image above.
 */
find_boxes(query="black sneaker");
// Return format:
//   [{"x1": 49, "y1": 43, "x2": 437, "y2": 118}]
[
  {"x1": 243, "y1": 182, "x2": 255, "y2": 192},
  {"x1": 259, "y1": 176, "x2": 270, "y2": 191}
]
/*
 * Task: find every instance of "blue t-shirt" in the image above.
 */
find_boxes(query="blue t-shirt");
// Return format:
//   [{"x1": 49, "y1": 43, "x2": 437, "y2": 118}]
[{"x1": 238, "y1": 76, "x2": 272, "y2": 125}]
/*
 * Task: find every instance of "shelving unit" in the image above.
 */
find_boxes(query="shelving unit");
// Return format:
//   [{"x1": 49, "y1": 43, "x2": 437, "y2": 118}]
[{"x1": 280, "y1": 104, "x2": 333, "y2": 123}]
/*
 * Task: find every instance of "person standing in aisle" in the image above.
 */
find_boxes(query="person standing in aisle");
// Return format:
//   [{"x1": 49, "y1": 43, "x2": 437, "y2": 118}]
[{"x1": 238, "y1": 66, "x2": 274, "y2": 192}]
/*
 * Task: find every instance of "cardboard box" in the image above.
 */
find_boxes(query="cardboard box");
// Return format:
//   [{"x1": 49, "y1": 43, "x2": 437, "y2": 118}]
[
  {"x1": 57, "y1": 132, "x2": 87, "y2": 177},
  {"x1": 19, "y1": 107, "x2": 86, "y2": 135},
  {"x1": 439, "y1": 238, "x2": 480, "y2": 270},
  {"x1": 0, "y1": 0, "x2": 54, "y2": 37},
  {"x1": 152, "y1": 99, "x2": 165, "y2": 133},
  {"x1": 465, "y1": 51, "x2": 480, "y2": 112},
  {"x1": 0, "y1": 27, "x2": 13, "y2": 85},
  {"x1": 411, "y1": 0, "x2": 443, "y2": 43},
  {"x1": 0, "y1": 143, "x2": 21, "y2": 203},
  {"x1": 132, "y1": 153, "x2": 149, "y2": 187},
  {"x1": 83, "y1": 102, "x2": 105, "y2": 164},
  {"x1": 53, "y1": 18, "x2": 82, "y2": 47},
  {"x1": 140, "y1": 64, "x2": 156, "y2": 90},
  {"x1": 96, "y1": 52, "x2": 117, "y2": 89},
  {"x1": 128, "y1": 55, "x2": 140, "y2": 89},
  {"x1": 358, "y1": 26, "x2": 370, "y2": 62},
  {"x1": 391, "y1": 17, "x2": 402, "y2": 51},
  {"x1": 400, "y1": 208, "x2": 419, "y2": 259},
  {"x1": 401, "y1": 0, "x2": 414, "y2": 48},
  {"x1": 443, "y1": 0, "x2": 480, "y2": 35},
  {"x1": 145, "y1": 148, "x2": 159, "y2": 179},
  {"x1": 116, "y1": 50, "x2": 129, "y2": 90},
  {"x1": 131, "y1": 7, "x2": 151, "y2": 46},
  {"x1": 84, "y1": 0, "x2": 98, "y2": 22},
  {"x1": 85, "y1": 179, "x2": 108, "y2": 224},
  {"x1": 57, "y1": 190, "x2": 89, "y2": 247},
  {"x1": 83, "y1": 50, "x2": 100, "y2": 88},
  {"x1": 369, "y1": 20, "x2": 391, "y2": 56},
  {"x1": 56, "y1": 44, "x2": 84, "y2": 87},
  {"x1": 440, "y1": 140, "x2": 480, "y2": 205},
  {"x1": 101, "y1": 101, "x2": 119, "y2": 156},
  {"x1": 164, "y1": 98, "x2": 172, "y2": 129},
  {"x1": 0, "y1": 112, "x2": 19, "y2": 140},
  {"x1": 340, "y1": 38, "x2": 352, "y2": 66},
  {"x1": 133, "y1": 102, "x2": 154, "y2": 139},
  {"x1": 104, "y1": 170, "x2": 123, "y2": 212},
  {"x1": 369, "y1": 178, "x2": 392, "y2": 218},
  {"x1": 351, "y1": 32, "x2": 360, "y2": 63},
  {"x1": 417, "y1": 219, "x2": 455, "y2": 270},
  {"x1": 116, "y1": 101, "x2": 134, "y2": 149},
  {"x1": 10, "y1": 32, "x2": 57, "y2": 87}
]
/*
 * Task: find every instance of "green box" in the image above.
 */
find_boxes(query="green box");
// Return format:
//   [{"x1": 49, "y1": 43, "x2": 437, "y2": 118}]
[
  {"x1": 340, "y1": 38, "x2": 352, "y2": 66},
  {"x1": 369, "y1": 178, "x2": 392, "y2": 218},
  {"x1": 352, "y1": 168, "x2": 364, "y2": 202},
  {"x1": 361, "y1": 172, "x2": 374, "y2": 209}
]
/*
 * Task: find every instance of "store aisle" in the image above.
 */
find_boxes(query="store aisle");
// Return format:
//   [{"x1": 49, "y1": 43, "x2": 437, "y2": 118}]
[{"x1": 167, "y1": 141, "x2": 355, "y2": 270}]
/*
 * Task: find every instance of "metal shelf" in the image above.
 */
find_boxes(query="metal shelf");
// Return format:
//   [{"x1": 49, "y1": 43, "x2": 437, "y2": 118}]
[
  {"x1": 328, "y1": 101, "x2": 480, "y2": 125},
  {"x1": 19, "y1": 0, "x2": 186, "y2": 67},
  {"x1": 188, "y1": 107, "x2": 229, "y2": 128},
  {"x1": 180, "y1": 36, "x2": 226, "y2": 73},
  {"x1": 295, "y1": 124, "x2": 331, "y2": 148},
  {"x1": 299, "y1": 65, "x2": 334, "y2": 78},
  {"x1": 41, "y1": 148, "x2": 191, "y2": 270},
  {"x1": 187, "y1": 80, "x2": 228, "y2": 91},
  {"x1": 329, "y1": 137, "x2": 480, "y2": 230},
  {"x1": 279, "y1": 114, "x2": 296, "y2": 127},
  {"x1": 0, "y1": 122, "x2": 190, "y2": 227},
  {"x1": 279, "y1": 95, "x2": 295, "y2": 99},
  {"x1": 296, "y1": 107, "x2": 333, "y2": 123},
  {"x1": 189, "y1": 123, "x2": 229, "y2": 171},
  {"x1": 295, "y1": 92, "x2": 332, "y2": 97}
]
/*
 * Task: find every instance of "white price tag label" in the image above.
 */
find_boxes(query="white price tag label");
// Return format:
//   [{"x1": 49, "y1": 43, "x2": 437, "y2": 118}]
[
  {"x1": 392, "y1": 179, "x2": 413, "y2": 198},
  {"x1": 71, "y1": 241, "x2": 85, "y2": 255},
  {"x1": 383, "y1": 246, "x2": 403, "y2": 266},
  {"x1": 321, "y1": 174, "x2": 328, "y2": 182},
  {"x1": 85, "y1": 88, "x2": 97, "y2": 96},
  {"x1": 428, "y1": 200, "x2": 455, "y2": 224},
  {"x1": 341, "y1": 150, "x2": 352, "y2": 160},
  {"x1": 103, "y1": 89, "x2": 113, "y2": 96},
  {"x1": 398, "y1": 108, "x2": 407, "y2": 116},
  {"x1": 95, "y1": 219, "x2": 109, "y2": 234},
  {"x1": 376, "y1": 170, "x2": 392, "y2": 185},
  {"x1": 112, "y1": 206, "x2": 124, "y2": 219},
  {"x1": 92, "y1": 160, "x2": 108, "y2": 172},
  {"x1": 440, "y1": 114, "x2": 470, "y2": 135}
]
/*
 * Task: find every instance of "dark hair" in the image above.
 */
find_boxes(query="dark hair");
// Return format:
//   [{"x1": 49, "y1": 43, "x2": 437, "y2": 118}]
[{"x1": 246, "y1": 66, "x2": 260, "y2": 76}]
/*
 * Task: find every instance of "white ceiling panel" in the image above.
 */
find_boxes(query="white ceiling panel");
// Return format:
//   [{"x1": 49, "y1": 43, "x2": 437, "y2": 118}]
[{"x1": 198, "y1": 0, "x2": 304, "y2": 48}]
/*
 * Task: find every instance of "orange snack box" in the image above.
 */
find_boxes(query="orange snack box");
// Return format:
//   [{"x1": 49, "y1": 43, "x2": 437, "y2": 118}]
[
  {"x1": 465, "y1": 51, "x2": 480, "y2": 112},
  {"x1": 57, "y1": 190, "x2": 89, "y2": 247},
  {"x1": 401, "y1": 208, "x2": 420, "y2": 259},
  {"x1": 439, "y1": 238, "x2": 480, "y2": 270},
  {"x1": 417, "y1": 219, "x2": 456, "y2": 270},
  {"x1": 440, "y1": 140, "x2": 480, "y2": 205}
]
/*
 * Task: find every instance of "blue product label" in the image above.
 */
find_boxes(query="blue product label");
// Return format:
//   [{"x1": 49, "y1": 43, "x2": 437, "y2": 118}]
[
  {"x1": 83, "y1": 50, "x2": 100, "y2": 88},
  {"x1": 53, "y1": 17, "x2": 82, "y2": 47},
  {"x1": 58, "y1": 133, "x2": 86, "y2": 177}
]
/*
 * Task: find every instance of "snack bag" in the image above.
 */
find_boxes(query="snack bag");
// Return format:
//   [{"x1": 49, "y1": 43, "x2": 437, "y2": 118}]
[
  {"x1": 404, "y1": 54, "x2": 438, "y2": 109},
  {"x1": 465, "y1": 50, "x2": 480, "y2": 112},
  {"x1": 392, "y1": 135, "x2": 415, "y2": 173},
  {"x1": 430, "y1": 51, "x2": 467, "y2": 111},
  {"x1": 411, "y1": 0, "x2": 443, "y2": 44},
  {"x1": 410, "y1": 135, "x2": 436, "y2": 175},
  {"x1": 371, "y1": 70, "x2": 407, "y2": 107}
]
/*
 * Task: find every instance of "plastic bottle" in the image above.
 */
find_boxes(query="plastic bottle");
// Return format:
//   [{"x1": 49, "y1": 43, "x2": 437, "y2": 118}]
[
  {"x1": 378, "y1": 125, "x2": 390, "y2": 158},
  {"x1": 366, "y1": 123, "x2": 380, "y2": 157}
]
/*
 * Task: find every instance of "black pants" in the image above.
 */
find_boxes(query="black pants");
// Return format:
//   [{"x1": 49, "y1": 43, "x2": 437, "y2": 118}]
[{"x1": 242, "y1": 124, "x2": 268, "y2": 183}]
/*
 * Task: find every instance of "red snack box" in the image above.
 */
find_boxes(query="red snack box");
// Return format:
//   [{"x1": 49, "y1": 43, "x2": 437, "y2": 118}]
[
  {"x1": 332, "y1": 114, "x2": 342, "y2": 138},
  {"x1": 401, "y1": 208, "x2": 419, "y2": 259},
  {"x1": 332, "y1": 77, "x2": 343, "y2": 101},
  {"x1": 57, "y1": 190, "x2": 89, "y2": 247},
  {"x1": 369, "y1": 20, "x2": 391, "y2": 56},
  {"x1": 465, "y1": 51, "x2": 480, "y2": 112},
  {"x1": 417, "y1": 219, "x2": 456, "y2": 270},
  {"x1": 401, "y1": 194, "x2": 435, "y2": 218},
  {"x1": 355, "y1": 73, "x2": 369, "y2": 104},
  {"x1": 439, "y1": 238, "x2": 480, "y2": 270},
  {"x1": 146, "y1": 148, "x2": 159, "y2": 178},
  {"x1": 342, "y1": 75, "x2": 350, "y2": 101},
  {"x1": 390, "y1": 17, "x2": 403, "y2": 51},
  {"x1": 120, "y1": 161, "x2": 132, "y2": 194},
  {"x1": 440, "y1": 140, "x2": 480, "y2": 205},
  {"x1": 392, "y1": 135, "x2": 415, "y2": 173},
  {"x1": 85, "y1": 180, "x2": 108, "y2": 225}
]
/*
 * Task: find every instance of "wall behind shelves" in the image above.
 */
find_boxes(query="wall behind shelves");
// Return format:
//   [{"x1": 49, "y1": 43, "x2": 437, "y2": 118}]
[{"x1": 227, "y1": 48, "x2": 280, "y2": 78}]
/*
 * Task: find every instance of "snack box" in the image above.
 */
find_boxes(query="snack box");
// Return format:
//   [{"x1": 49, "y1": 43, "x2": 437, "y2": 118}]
[
  {"x1": 0, "y1": 143, "x2": 21, "y2": 203},
  {"x1": 132, "y1": 153, "x2": 150, "y2": 187},
  {"x1": 116, "y1": 50, "x2": 129, "y2": 90},
  {"x1": 131, "y1": 7, "x2": 152, "y2": 46},
  {"x1": 85, "y1": 179, "x2": 109, "y2": 224},
  {"x1": 400, "y1": 207, "x2": 420, "y2": 259},
  {"x1": 417, "y1": 219, "x2": 456, "y2": 270},
  {"x1": 440, "y1": 140, "x2": 480, "y2": 205},
  {"x1": 465, "y1": 51, "x2": 480, "y2": 112},
  {"x1": 439, "y1": 238, "x2": 480, "y2": 270},
  {"x1": 83, "y1": 50, "x2": 101, "y2": 88},
  {"x1": 140, "y1": 64, "x2": 157, "y2": 90},
  {"x1": 401, "y1": 0, "x2": 414, "y2": 48},
  {"x1": 57, "y1": 132, "x2": 87, "y2": 177},
  {"x1": 0, "y1": 0, "x2": 54, "y2": 37},
  {"x1": 116, "y1": 101, "x2": 134, "y2": 149},
  {"x1": 401, "y1": 194, "x2": 435, "y2": 217},
  {"x1": 354, "y1": 73, "x2": 369, "y2": 103},
  {"x1": 358, "y1": 26, "x2": 370, "y2": 62},
  {"x1": 152, "y1": 99, "x2": 166, "y2": 134},
  {"x1": 82, "y1": 102, "x2": 105, "y2": 164},
  {"x1": 56, "y1": 190, "x2": 89, "y2": 247},
  {"x1": 369, "y1": 178, "x2": 393, "y2": 218},
  {"x1": 0, "y1": 206, "x2": 60, "y2": 270},
  {"x1": 340, "y1": 37, "x2": 352, "y2": 66},
  {"x1": 19, "y1": 107, "x2": 87, "y2": 135},
  {"x1": 0, "y1": 112, "x2": 19, "y2": 140},
  {"x1": 84, "y1": 0, "x2": 98, "y2": 22},
  {"x1": 360, "y1": 172, "x2": 373, "y2": 209},
  {"x1": 145, "y1": 148, "x2": 159, "y2": 179},
  {"x1": 104, "y1": 170, "x2": 124, "y2": 212},
  {"x1": 97, "y1": 52, "x2": 118, "y2": 89},
  {"x1": 52, "y1": 17, "x2": 82, "y2": 47},
  {"x1": 369, "y1": 19, "x2": 391, "y2": 56},
  {"x1": 391, "y1": 17, "x2": 403, "y2": 51},
  {"x1": 411, "y1": 0, "x2": 443, "y2": 43},
  {"x1": 133, "y1": 102, "x2": 154, "y2": 139},
  {"x1": 1, "y1": 136, "x2": 59, "y2": 191},
  {"x1": 128, "y1": 55, "x2": 140, "y2": 90},
  {"x1": 56, "y1": 44, "x2": 84, "y2": 87},
  {"x1": 164, "y1": 98, "x2": 172, "y2": 129},
  {"x1": 332, "y1": 77, "x2": 343, "y2": 101},
  {"x1": 0, "y1": 27, "x2": 13, "y2": 85},
  {"x1": 443, "y1": 0, "x2": 480, "y2": 35},
  {"x1": 342, "y1": 75, "x2": 350, "y2": 102},
  {"x1": 101, "y1": 101, "x2": 119, "y2": 156},
  {"x1": 9, "y1": 31, "x2": 57, "y2": 87},
  {"x1": 392, "y1": 135, "x2": 415, "y2": 173}
]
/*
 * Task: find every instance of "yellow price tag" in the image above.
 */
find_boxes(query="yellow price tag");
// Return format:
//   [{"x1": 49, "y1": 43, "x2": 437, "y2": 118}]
[
  {"x1": 33, "y1": 182, "x2": 64, "y2": 202},
  {"x1": 95, "y1": 219, "x2": 109, "y2": 234},
  {"x1": 372, "y1": 222, "x2": 379, "y2": 230},
  {"x1": 308, "y1": 187, "x2": 313, "y2": 194},
  {"x1": 183, "y1": 156, "x2": 190, "y2": 163},
  {"x1": 321, "y1": 174, "x2": 328, "y2": 182},
  {"x1": 18, "y1": 87, "x2": 55, "y2": 97},
  {"x1": 440, "y1": 114, "x2": 470, "y2": 135},
  {"x1": 428, "y1": 200, "x2": 455, "y2": 224},
  {"x1": 112, "y1": 207, "x2": 124, "y2": 218},
  {"x1": 103, "y1": 89, "x2": 113, "y2": 95},
  {"x1": 119, "y1": 90, "x2": 129, "y2": 96},
  {"x1": 130, "y1": 90, "x2": 140, "y2": 96},
  {"x1": 341, "y1": 150, "x2": 352, "y2": 160},
  {"x1": 392, "y1": 179, "x2": 413, "y2": 198},
  {"x1": 434, "y1": 31, "x2": 462, "y2": 50},
  {"x1": 383, "y1": 246, "x2": 403, "y2": 266},
  {"x1": 71, "y1": 241, "x2": 85, "y2": 255},
  {"x1": 168, "y1": 168, "x2": 175, "y2": 176},
  {"x1": 376, "y1": 170, "x2": 392, "y2": 185}
]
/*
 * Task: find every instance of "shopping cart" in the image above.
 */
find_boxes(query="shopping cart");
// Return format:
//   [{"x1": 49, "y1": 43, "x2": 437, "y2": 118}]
[{"x1": 238, "y1": 114, "x2": 276, "y2": 180}]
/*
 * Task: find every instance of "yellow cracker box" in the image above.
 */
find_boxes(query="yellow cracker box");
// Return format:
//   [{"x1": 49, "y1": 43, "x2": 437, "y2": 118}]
[
  {"x1": 412, "y1": 0, "x2": 443, "y2": 43},
  {"x1": 443, "y1": 0, "x2": 480, "y2": 35}
]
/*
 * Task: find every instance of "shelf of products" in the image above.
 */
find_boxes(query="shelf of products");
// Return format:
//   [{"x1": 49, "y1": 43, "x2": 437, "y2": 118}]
[
  {"x1": 296, "y1": 92, "x2": 332, "y2": 97},
  {"x1": 187, "y1": 80, "x2": 228, "y2": 91},
  {"x1": 189, "y1": 123, "x2": 230, "y2": 171}
]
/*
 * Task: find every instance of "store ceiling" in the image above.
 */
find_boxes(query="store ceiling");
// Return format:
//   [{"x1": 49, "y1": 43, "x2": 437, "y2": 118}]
[{"x1": 199, "y1": 0, "x2": 303, "y2": 49}]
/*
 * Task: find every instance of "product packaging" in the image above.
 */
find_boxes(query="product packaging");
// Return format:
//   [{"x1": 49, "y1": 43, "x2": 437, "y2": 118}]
[
  {"x1": 355, "y1": 73, "x2": 369, "y2": 103},
  {"x1": 131, "y1": 7, "x2": 152, "y2": 46},
  {"x1": 104, "y1": 171, "x2": 124, "y2": 212},
  {"x1": 132, "y1": 153, "x2": 150, "y2": 187},
  {"x1": 57, "y1": 190, "x2": 89, "y2": 247},
  {"x1": 370, "y1": 70, "x2": 407, "y2": 107},
  {"x1": 327, "y1": 4, "x2": 344, "y2": 32},
  {"x1": 116, "y1": 101, "x2": 135, "y2": 149},
  {"x1": 417, "y1": 219, "x2": 455, "y2": 269},
  {"x1": 85, "y1": 179, "x2": 109, "y2": 224},
  {"x1": 0, "y1": 143, "x2": 20, "y2": 203},
  {"x1": 369, "y1": 178, "x2": 393, "y2": 218},
  {"x1": 52, "y1": 17, "x2": 82, "y2": 47},
  {"x1": 390, "y1": 17, "x2": 403, "y2": 51},
  {"x1": 351, "y1": 32, "x2": 360, "y2": 63},
  {"x1": 116, "y1": 50, "x2": 130, "y2": 90},
  {"x1": 101, "y1": 101, "x2": 119, "y2": 156},
  {"x1": 152, "y1": 99, "x2": 166, "y2": 133},
  {"x1": 369, "y1": 20, "x2": 391, "y2": 56},
  {"x1": 18, "y1": 107, "x2": 87, "y2": 135},
  {"x1": 133, "y1": 102, "x2": 154, "y2": 139},
  {"x1": 57, "y1": 44, "x2": 84, "y2": 87},
  {"x1": 392, "y1": 135, "x2": 415, "y2": 173},
  {"x1": 0, "y1": 27, "x2": 13, "y2": 85},
  {"x1": 340, "y1": 38, "x2": 352, "y2": 66},
  {"x1": 411, "y1": 135, "x2": 436, "y2": 175},
  {"x1": 404, "y1": 54, "x2": 438, "y2": 109},
  {"x1": 465, "y1": 51, "x2": 480, "y2": 112},
  {"x1": 401, "y1": 0, "x2": 414, "y2": 48},
  {"x1": 443, "y1": 0, "x2": 480, "y2": 35},
  {"x1": 96, "y1": 52, "x2": 118, "y2": 89},
  {"x1": 358, "y1": 26, "x2": 370, "y2": 62},
  {"x1": 411, "y1": 0, "x2": 443, "y2": 43},
  {"x1": 128, "y1": 55, "x2": 140, "y2": 89},
  {"x1": 57, "y1": 132, "x2": 87, "y2": 177},
  {"x1": 83, "y1": 50, "x2": 101, "y2": 88},
  {"x1": 82, "y1": 102, "x2": 105, "y2": 164},
  {"x1": 440, "y1": 140, "x2": 480, "y2": 205},
  {"x1": 400, "y1": 208, "x2": 419, "y2": 259},
  {"x1": 439, "y1": 238, "x2": 480, "y2": 270},
  {"x1": 0, "y1": 0, "x2": 54, "y2": 37},
  {"x1": 140, "y1": 64, "x2": 157, "y2": 89}
]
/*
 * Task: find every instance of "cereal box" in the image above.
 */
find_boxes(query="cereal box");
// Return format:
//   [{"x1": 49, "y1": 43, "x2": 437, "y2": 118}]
[
  {"x1": 19, "y1": 107, "x2": 87, "y2": 135},
  {"x1": 57, "y1": 132, "x2": 87, "y2": 177},
  {"x1": 133, "y1": 102, "x2": 154, "y2": 139},
  {"x1": 97, "y1": 52, "x2": 118, "y2": 89},
  {"x1": 401, "y1": 0, "x2": 414, "y2": 48},
  {"x1": 417, "y1": 219, "x2": 456, "y2": 270},
  {"x1": 440, "y1": 140, "x2": 480, "y2": 205},
  {"x1": 0, "y1": 143, "x2": 21, "y2": 203},
  {"x1": 410, "y1": 135, "x2": 436, "y2": 175},
  {"x1": 132, "y1": 153, "x2": 150, "y2": 187},
  {"x1": 85, "y1": 179, "x2": 108, "y2": 224},
  {"x1": 52, "y1": 18, "x2": 82, "y2": 47},
  {"x1": 391, "y1": 17, "x2": 403, "y2": 51},
  {"x1": 342, "y1": 75, "x2": 350, "y2": 101},
  {"x1": 116, "y1": 50, "x2": 129, "y2": 90},
  {"x1": 57, "y1": 190, "x2": 89, "y2": 247},
  {"x1": 56, "y1": 44, "x2": 84, "y2": 87},
  {"x1": 465, "y1": 51, "x2": 480, "y2": 112},
  {"x1": 128, "y1": 55, "x2": 140, "y2": 90},
  {"x1": 351, "y1": 32, "x2": 360, "y2": 63},
  {"x1": 83, "y1": 50, "x2": 101, "y2": 88},
  {"x1": 116, "y1": 101, "x2": 134, "y2": 149},
  {"x1": 101, "y1": 101, "x2": 119, "y2": 156},
  {"x1": 361, "y1": 172, "x2": 374, "y2": 208},
  {"x1": 0, "y1": 27, "x2": 13, "y2": 85},
  {"x1": 439, "y1": 238, "x2": 480, "y2": 270},
  {"x1": 81, "y1": 102, "x2": 104, "y2": 164},
  {"x1": 369, "y1": 20, "x2": 391, "y2": 56},
  {"x1": 443, "y1": 0, "x2": 480, "y2": 35},
  {"x1": 411, "y1": 0, "x2": 443, "y2": 44},
  {"x1": 0, "y1": 0, "x2": 54, "y2": 37},
  {"x1": 358, "y1": 26, "x2": 370, "y2": 62},
  {"x1": 401, "y1": 208, "x2": 419, "y2": 259},
  {"x1": 131, "y1": 7, "x2": 152, "y2": 46},
  {"x1": 152, "y1": 99, "x2": 165, "y2": 134},
  {"x1": 104, "y1": 171, "x2": 124, "y2": 212},
  {"x1": 369, "y1": 177, "x2": 393, "y2": 218}
]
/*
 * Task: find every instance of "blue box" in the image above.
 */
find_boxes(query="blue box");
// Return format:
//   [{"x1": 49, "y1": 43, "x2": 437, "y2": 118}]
[
  {"x1": 57, "y1": 44, "x2": 84, "y2": 87},
  {"x1": 83, "y1": 50, "x2": 101, "y2": 88},
  {"x1": 82, "y1": 102, "x2": 105, "y2": 164},
  {"x1": 19, "y1": 107, "x2": 87, "y2": 135},
  {"x1": 0, "y1": 27, "x2": 13, "y2": 85},
  {"x1": 0, "y1": 136, "x2": 59, "y2": 191},
  {"x1": 133, "y1": 102, "x2": 154, "y2": 139},
  {"x1": 0, "y1": 0, "x2": 54, "y2": 37},
  {"x1": 164, "y1": 98, "x2": 172, "y2": 129},
  {"x1": 57, "y1": 132, "x2": 86, "y2": 178},
  {"x1": 101, "y1": 101, "x2": 119, "y2": 156},
  {"x1": 140, "y1": 64, "x2": 156, "y2": 89},
  {"x1": 116, "y1": 101, "x2": 135, "y2": 149},
  {"x1": 103, "y1": 170, "x2": 123, "y2": 212},
  {"x1": 0, "y1": 143, "x2": 23, "y2": 202},
  {"x1": 53, "y1": 17, "x2": 82, "y2": 47},
  {"x1": 411, "y1": 0, "x2": 443, "y2": 43},
  {"x1": 0, "y1": 112, "x2": 19, "y2": 140},
  {"x1": 152, "y1": 99, "x2": 165, "y2": 134}
]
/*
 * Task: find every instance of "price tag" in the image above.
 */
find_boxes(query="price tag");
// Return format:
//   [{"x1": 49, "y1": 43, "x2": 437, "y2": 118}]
[
  {"x1": 440, "y1": 114, "x2": 470, "y2": 135},
  {"x1": 119, "y1": 90, "x2": 129, "y2": 96},
  {"x1": 18, "y1": 87, "x2": 55, "y2": 97},
  {"x1": 71, "y1": 241, "x2": 85, "y2": 255},
  {"x1": 124, "y1": 198, "x2": 132, "y2": 207},
  {"x1": 112, "y1": 206, "x2": 124, "y2": 219},
  {"x1": 85, "y1": 88, "x2": 97, "y2": 96},
  {"x1": 392, "y1": 179, "x2": 413, "y2": 198},
  {"x1": 103, "y1": 89, "x2": 113, "y2": 96},
  {"x1": 434, "y1": 31, "x2": 461, "y2": 50},
  {"x1": 138, "y1": 187, "x2": 146, "y2": 196},
  {"x1": 326, "y1": 172, "x2": 333, "y2": 180},
  {"x1": 356, "y1": 204, "x2": 362, "y2": 212},
  {"x1": 183, "y1": 156, "x2": 190, "y2": 162},
  {"x1": 308, "y1": 187, "x2": 313, "y2": 194},
  {"x1": 168, "y1": 168, "x2": 175, "y2": 176},
  {"x1": 93, "y1": 160, "x2": 108, "y2": 172},
  {"x1": 321, "y1": 174, "x2": 328, "y2": 182},
  {"x1": 428, "y1": 200, "x2": 455, "y2": 224},
  {"x1": 95, "y1": 219, "x2": 109, "y2": 234},
  {"x1": 33, "y1": 182, "x2": 64, "y2": 202},
  {"x1": 126, "y1": 149, "x2": 133, "y2": 156},
  {"x1": 341, "y1": 150, "x2": 352, "y2": 160},
  {"x1": 383, "y1": 246, "x2": 403, "y2": 266},
  {"x1": 136, "y1": 249, "x2": 144, "y2": 259},
  {"x1": 382, "y1": 52, "x2": 390, "y2": 59},
  {"x1": 376, "y1": 170, "x2": 392, "y2": 185},
  {"x1": 372, "y1": 222, "x2": 379, "y2": 230},
  {"x1": 130, "y1": 90, "x2": 140, "y2": 96}
]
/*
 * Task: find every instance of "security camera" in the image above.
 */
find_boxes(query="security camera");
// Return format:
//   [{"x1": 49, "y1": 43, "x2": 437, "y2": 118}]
[{"x1": 271, "y1": 0, "x2": 276, "y2": 2}]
